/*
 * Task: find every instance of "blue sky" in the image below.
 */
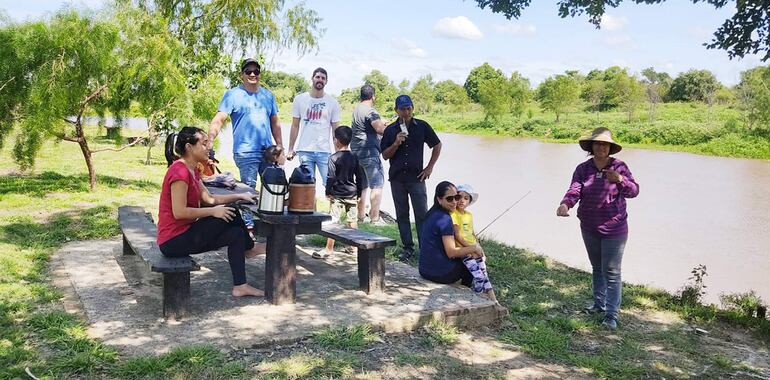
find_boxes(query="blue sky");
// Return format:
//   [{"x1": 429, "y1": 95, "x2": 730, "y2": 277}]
[{"x1": 2, "y1": 0, "x2": 763, "y2": 94}]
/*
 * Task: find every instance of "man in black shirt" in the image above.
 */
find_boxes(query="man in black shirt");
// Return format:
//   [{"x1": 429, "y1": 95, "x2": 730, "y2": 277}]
[
  {"x1": 380, "y1": 95, "x2": 442, "y2": 261},
  {"x1": 313, "y1": 125, "x2": 367, "y2": 259}
]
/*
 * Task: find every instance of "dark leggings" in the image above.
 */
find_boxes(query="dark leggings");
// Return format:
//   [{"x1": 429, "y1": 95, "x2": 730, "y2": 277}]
[
  {"x1": 159, "y1": 215, "x2": 254, "y2": 285},
  {"x1": 420, "y1": 260, "x2": 473, "y2": 288}
]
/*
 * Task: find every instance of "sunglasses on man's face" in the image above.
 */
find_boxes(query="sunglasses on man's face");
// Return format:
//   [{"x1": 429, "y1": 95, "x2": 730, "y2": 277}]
[
  {"x1": 243, "y1": 69, "x2": 260, "y2": 76},
  {"x1": 443, "y1": 194, "x2": 461, "y2": 202}
]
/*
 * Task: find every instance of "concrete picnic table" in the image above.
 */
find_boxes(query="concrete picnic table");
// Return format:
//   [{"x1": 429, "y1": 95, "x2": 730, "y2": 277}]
[{"x1": 205, "y1": 182, "x2": 330, "y2": 305}]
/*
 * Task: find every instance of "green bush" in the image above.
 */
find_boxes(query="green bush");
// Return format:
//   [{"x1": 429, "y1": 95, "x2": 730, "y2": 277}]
[
  {"x1": 720, "y1": 291, "x2": 765, "y2": 318},
  {"x1": 642, "y1": 124, "x2": 715, "y2": 145},
  {"x1": 614, "y1": 125, "x2": 644, "y2": 144}
]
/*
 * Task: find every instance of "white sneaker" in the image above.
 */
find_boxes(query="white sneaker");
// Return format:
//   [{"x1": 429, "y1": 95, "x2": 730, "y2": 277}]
[
  {"x1": 369, "y1": 218, "x2": 388, "y2": 227},
  {"x1": 312, "y1": 249, "x2": 331, "y2": 259}
]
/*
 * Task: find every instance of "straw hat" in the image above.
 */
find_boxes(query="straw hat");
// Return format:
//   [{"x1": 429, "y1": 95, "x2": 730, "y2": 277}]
[
  {"x1": 579, "y1": 127, "x2": 622, "y2": 155},
  {"x1": 456, "y1": 184, "x2": 478, "y2": 206}
]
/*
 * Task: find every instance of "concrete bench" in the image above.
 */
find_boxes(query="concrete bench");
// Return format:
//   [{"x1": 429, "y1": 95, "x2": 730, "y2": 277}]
[
  {"x1": 118, "y1": 206, "x2": 200, "y2": 319},
  {"x1": 319, "y1": 224, "x2": 396, "y2": 294}
]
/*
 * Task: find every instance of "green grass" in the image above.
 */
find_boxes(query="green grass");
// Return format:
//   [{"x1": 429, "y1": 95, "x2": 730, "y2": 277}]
[
  {"x1": 313, "y1": 323, "x2": 380, "y2": 350},
  {"x1": 113, "y1": 345, "x2": 247, "y2": 379},
  {"x1": 422, "y1": 320, "x2": 460, "y2": 347},
  {"x1": 1, "y1": 124, "x2": 769, "y2": 379},
  {"x1": 255, "y1": 352, "x2": 360, "y2": 379},
  {"x1": 352, "y1": 228, "x2": 770, "y2": 378},
  {"x1": 394, "y1": 352, "x2": 429, "y2": 366}
]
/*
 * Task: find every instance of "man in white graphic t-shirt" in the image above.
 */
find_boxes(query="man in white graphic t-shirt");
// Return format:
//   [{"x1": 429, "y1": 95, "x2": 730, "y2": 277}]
[{"x1": 287, "y1": 67, "x2": 341, "y2": 186}]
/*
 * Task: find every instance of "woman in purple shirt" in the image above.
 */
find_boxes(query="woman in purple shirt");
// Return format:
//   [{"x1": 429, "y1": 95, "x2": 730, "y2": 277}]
[{"x1": 557, "y1": 127, "x2": 639, "y2": 330}]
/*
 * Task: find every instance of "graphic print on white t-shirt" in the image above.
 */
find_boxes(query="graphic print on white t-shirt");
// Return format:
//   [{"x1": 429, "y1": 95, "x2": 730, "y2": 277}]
[
  {"x1": 292, "y1": 93, "x2": 341, "y2": 153},
  {"x1": 305, "y1": 102, "x2": 326, "y2": 122}
]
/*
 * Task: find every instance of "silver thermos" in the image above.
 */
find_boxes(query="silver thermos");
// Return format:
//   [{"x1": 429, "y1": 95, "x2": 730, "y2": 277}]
[{"x1": 258, "y1": 165, "x2": 289, "y2": 214}]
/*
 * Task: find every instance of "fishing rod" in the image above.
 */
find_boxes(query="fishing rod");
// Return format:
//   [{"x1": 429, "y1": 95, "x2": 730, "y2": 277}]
[{"x1": 476, "y1": 190, "x2": 532, "y2": 237}]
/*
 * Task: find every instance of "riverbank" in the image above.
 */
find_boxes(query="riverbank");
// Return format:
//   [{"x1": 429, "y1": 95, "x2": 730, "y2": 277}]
[
  {"x1": 1, "y1": 130, "x2": 769, "y2": 378},
  {"x1": 320, "y1": 101, "x2": 770, "y2": 161}
]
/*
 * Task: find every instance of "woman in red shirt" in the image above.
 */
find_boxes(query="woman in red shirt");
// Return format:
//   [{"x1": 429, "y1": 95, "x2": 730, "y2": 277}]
[{"x1": 158, "y1": 127, "x2": 264, "y2": 297}]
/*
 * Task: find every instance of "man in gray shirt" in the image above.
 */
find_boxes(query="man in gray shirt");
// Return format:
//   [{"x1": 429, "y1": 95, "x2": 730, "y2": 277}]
[{"x1": 350, "y1": 84, "x2": 388, "y2": 225}]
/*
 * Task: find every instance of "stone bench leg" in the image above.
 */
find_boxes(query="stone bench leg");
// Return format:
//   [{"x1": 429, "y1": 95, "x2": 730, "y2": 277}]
[
  {"x1": 122, "y1": 234, "x2": 135, "y2": 255},
  {"x1": 163, "y1": 272, "x2": 190, "y2": 319},
  {"x1": 358, "y1": 247, "x2": 385, "y2": 294}
]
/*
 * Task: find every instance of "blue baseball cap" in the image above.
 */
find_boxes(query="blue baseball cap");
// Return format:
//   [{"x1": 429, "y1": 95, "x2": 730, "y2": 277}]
[{"x1": 395, "y1": 94, "x2": 413, "y2": 109}]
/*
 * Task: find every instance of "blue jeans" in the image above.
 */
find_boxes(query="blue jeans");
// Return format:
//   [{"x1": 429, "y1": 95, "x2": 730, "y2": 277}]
[
  {"x1": 390, "y1": 180, "x2": 427, "y2": 251},
  {"x1": 297, "y1": 151, "x2": 331, "y2": 186},
  {"x1": 581, "y1": 230, "x2": 627, "y2": 319},
  {"x1": 233, "y1": 156, "x2": 262, "y2": 228}
]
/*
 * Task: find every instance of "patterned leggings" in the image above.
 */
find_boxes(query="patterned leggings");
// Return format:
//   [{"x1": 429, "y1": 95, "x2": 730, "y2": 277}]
[{"x1": 462, "y1": 256, "x2": 493, "y2": 293}]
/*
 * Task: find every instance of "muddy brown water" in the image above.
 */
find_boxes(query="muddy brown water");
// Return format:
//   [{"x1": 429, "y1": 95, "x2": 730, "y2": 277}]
[{"x1": 217, "y1": 125, "x2": 770, "y2": 304}]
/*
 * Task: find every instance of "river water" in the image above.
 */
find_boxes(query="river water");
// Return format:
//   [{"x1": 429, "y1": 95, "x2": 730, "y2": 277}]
[{"x1": 214, "y1": 124, "x2": 770, "y2": 304}]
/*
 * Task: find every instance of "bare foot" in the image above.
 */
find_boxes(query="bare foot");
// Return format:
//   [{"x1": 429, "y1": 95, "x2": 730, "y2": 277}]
[
  {"x1": 232, "y1": 284, "x2": 264, "y2": 297},
  {"x1": 245, "y1": 242, "x2": 266, "y2": 258}
]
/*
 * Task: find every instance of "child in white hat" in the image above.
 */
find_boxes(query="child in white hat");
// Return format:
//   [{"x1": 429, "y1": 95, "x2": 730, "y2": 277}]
[{"x1": 451, "y1": 184, "x2": 496, "y2": 301}]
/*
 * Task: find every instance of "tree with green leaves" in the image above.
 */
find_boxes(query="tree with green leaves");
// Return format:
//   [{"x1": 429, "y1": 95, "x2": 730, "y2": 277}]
[
  {"x1": 107, "y1": 5, "x2": 196, "y2": 165},
  {"x1": 362, "y1": 70, "x2": 398, "y2": 109},
  {"x1": 1, "y1": 12, "x2": 124, "y2": 190},
  {"x1": 597, "y1": 66, "x2": 630, "y2": 110},
  {"x1": 582, "y1": 78, "x2": 605, "y2": 113},
  {"x1": 617, "y1": 74, "x2": 646, "y2": 123},
  {"x1": 464, "y1": 62, "x2": 506, "y2": 103},
  {"x1": 736, "y1": 66, "x2": 770, "y2": 131},
  {"x1": 363, "y1": 70, "x2": 390, "y2": 92},
  {"x1": 0, "y1": 9, "x2": 205, "y2": 190},
  {"x1": 0, "y1": 17, "x2": 33, "y2": 150},
  {"x1": 410, "y1": 75, "x2": 436, "y2": 114},
  {"x1": 132, "y1": 0, "x2": 324, "y2": 88},
  {"x1": 434, "y1": 80, "x2": 470, "y2": 106},
  {"x1": 641, "y1": 67, "x2": 672, "y2": 122},
  {"x1": 471, "y1": 0, "x2": 770, "y2": 60},
  {"x1": 591, "y1": 67, "x2": 646, "y2": 121},
  {"x1": 667, "y1": 69, "x2": 721, "y2": 103},
  {"x1": 536, "y1": 74, "x2": 580, "y2": 122},
  {"x1": 479, "y1": 72, "x2": 532, "y2": 121},
  {"x1": 398, "y1": 79, "x2": 410, "y2": 94},
  {"x1": 478, "y1": 79, "x2": 509, "y2": 121},
  {"x1": 261, "y1": 71, "x2": 309, "y2": 103},
  {"x1": 508, "y1": 72, "x2": 532, "y2": 117},
  {"x1": 337, "y1": 87, "x2": 360, "y2": 105}
]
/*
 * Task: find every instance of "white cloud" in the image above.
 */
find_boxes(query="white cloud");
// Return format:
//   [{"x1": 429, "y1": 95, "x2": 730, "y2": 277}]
[
  {"x1": 602, "y1": 35, "x2": 633, "y2": 49},
  {"x1": 408, "y1": 47, "x2": 427, "y2": 58},
  {"x1": 393, "y1": 38, "x2": 427, "y2": 58},
  {"x1": 493, "y1": 23, "x2": 537, "y2": 37},
  {"x1": 600, "y1": 14, "x2": 628, "y2": 32},
  {"x1": 432, "y1": 16, "x2": 483, "y2": 40}
]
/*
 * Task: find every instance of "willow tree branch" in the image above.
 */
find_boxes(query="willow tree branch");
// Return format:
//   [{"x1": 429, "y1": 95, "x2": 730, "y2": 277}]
[
  {"x1": 53, "y1": 132, "x2": 82, "y2": 143},
  {"x1": 92, "y1": 136, "x2": 148, "y2": 153}
]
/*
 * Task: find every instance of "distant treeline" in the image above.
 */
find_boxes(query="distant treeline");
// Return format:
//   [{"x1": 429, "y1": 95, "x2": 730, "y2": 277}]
[{"x1": 265, "y1": 63, "x2": 770, "y2": 130}]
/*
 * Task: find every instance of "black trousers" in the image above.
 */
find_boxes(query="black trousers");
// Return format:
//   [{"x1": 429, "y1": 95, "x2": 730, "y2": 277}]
[
  {"x1": 390, "y1": 180, "x2": 428, "y2": 250},
  {"x1": 160, "y1": 215, "x2": 254, "y2": 285},
  {"x1": 420, "y1": 260, "x2": 473, "y2": 288}
]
